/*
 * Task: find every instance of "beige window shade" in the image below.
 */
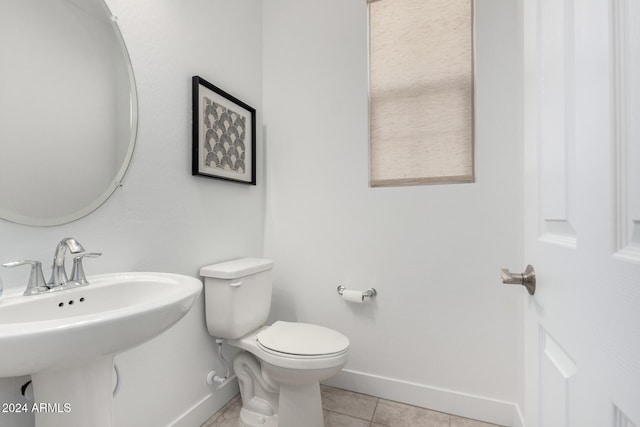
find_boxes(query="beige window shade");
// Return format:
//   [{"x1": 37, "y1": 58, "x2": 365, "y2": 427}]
[{"x1": 369, "y1": 0, "x2": 475, "y2": 186}]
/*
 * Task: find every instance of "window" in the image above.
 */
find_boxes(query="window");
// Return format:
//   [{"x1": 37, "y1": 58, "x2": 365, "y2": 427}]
[{"x1": 368, "y1": 0, "x2": 475, "y2": 186}]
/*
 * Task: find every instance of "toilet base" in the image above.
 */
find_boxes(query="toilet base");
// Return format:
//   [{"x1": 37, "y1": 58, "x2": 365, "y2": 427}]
[
  {"x1": 239, "y1": 407, "x2": 279, "y2": 427},
  {"x1": 278, "y1": 382, "x2": 323, "y2": 427},
  {"x1": 238, "y1": 382, "x2": 324, "y2": 427}
]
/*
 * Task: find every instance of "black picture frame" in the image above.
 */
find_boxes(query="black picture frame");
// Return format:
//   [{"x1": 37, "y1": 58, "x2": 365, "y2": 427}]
[{"x1": 192, "y1": 76, "x2": 256, "y2": 185}]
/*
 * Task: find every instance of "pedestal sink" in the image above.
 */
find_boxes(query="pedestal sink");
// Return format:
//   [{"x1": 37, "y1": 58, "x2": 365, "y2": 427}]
[{"x1": 0, "y1": 272, "x2": 202, "y2": 427}]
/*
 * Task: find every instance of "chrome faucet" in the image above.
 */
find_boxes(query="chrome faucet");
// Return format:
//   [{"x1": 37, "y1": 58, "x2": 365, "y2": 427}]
[
  {"x1": 47, "y1": 237, "x2": 86, "y2": 288},
  {"x1": 2, "y1": 237, "x2": 100, "y2": 296}
]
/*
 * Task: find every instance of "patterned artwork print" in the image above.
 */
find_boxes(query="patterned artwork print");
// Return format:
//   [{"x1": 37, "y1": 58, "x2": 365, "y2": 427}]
[{"x1": 203, "y1": 97, "x2": 247, "y2": 174}]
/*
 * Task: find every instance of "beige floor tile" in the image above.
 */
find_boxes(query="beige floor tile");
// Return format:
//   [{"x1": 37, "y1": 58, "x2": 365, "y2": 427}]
[
  {"x1": 372, "y1": 399, "x2": 449, "y2": 427},
  {"x1": 201, "y1": 396, "x2": 242, "y2": 427},
  {"x1": 324, "y1": 409, "x2": 372, "y2": 427},
  {"x1": 450, "y1": 415, "x2": 504, "y2": 427},
  {"x1": 200, "y1": 387, "x2": 506, "y2": 427},
  {"x1": 320, "y1": 385, "x2": 379, "y2": 421}
]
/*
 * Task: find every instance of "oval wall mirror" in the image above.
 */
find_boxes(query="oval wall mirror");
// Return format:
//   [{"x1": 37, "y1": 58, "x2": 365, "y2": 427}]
[{"x1": 0, "y1": 0, "x2": 137, "y2": 226}]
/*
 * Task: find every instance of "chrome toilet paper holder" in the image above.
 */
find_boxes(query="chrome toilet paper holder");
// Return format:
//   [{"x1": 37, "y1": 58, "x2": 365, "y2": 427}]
[{"x1": 336, "y1": 285, "x2": 377, "y2": 299}]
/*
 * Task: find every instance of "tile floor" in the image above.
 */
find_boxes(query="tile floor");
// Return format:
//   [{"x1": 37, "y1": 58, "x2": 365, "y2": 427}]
[{"x1": 201, "y1": 385, "x2": 505, "y2": 427}]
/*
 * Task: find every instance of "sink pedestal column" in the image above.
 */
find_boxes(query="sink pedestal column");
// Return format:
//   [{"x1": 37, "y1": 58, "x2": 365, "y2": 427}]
[{"x1": 31, "y1": 356, "x2": 114, "y2": 427}]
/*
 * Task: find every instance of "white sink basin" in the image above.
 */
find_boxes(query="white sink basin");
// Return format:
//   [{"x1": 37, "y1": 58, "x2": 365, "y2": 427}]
[{"x1": 0, "y1": 272, "x2": 202, "y2": 427}]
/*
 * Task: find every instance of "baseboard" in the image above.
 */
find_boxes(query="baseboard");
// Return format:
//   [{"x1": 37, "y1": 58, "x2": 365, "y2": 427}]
[
  {"x1": 513, "y1": 404, "x2": 525, "y2": 427},
  {"x1": 323, "y1": 369, "x2": 525, "y2": 427},
  {"x1": 170, "y1": 380, "x2": 240, "y2": 427},
  {"x1": 168, "y1": 369, "x2": 526, "y2": 427}
]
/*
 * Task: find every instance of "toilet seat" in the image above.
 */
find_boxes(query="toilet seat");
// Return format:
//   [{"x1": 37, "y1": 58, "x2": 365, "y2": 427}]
[{"x1": 256, "y1": 321, "x2": 350, "y2": 358}]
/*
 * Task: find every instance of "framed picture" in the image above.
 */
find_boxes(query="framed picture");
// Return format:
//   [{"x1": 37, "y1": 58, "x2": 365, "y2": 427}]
[{"x1": 192, "y1": 76, "x2": 256, "y2": 185}]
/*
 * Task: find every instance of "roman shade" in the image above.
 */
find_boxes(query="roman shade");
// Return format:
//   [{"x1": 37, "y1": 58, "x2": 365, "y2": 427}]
[{"x1": 369, "y1": 0, "x2": 475, "y2": 186}]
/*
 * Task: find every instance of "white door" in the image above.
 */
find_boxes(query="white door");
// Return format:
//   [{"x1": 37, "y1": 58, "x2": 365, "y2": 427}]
[{"x1": 522, "y1": 0, "x2": 640, "y2": 426}]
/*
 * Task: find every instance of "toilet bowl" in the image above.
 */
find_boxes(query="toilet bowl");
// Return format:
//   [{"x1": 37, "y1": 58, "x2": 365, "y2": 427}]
[
  {"x1": 231, "y1": 322, "x2": 349, "y2": 427},
  {"x1": 201, "y1": 259, "x2": 350, "y2": 427},
  {"x1": 238, "y1": 322, "x2": 350, "y2": 383}
]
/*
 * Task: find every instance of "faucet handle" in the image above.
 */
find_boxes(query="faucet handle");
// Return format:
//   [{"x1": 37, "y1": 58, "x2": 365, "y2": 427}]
[
  {"x1": 70, "y1": 253, "x2": 102, "y2": 285},
  {"x1": 2, "y1": 260, "x2": 48, "y2": 296}
]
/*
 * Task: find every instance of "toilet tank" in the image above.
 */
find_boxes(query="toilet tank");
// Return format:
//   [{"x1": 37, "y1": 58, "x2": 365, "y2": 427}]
[{"x1": 200, "y1": 258, "x2": 274, "y2": 339}]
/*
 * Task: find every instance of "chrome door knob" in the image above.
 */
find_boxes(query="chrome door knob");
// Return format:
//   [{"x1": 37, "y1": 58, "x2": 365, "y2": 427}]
[{"x1": 501, "y1": 265, "x2": 536, "y2": 295}]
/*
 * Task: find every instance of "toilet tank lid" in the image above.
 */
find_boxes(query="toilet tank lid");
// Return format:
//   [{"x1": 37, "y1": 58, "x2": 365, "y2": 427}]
[{"x1": 200, "y1": 258, "x2": 274, "y2": 279}]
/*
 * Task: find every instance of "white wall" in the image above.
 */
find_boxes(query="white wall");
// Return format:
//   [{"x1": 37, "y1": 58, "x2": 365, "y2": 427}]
[
  {"x1": 0, "y1": 0, "x2": 263, "y2": 425},
  {"x1": 262, "y1": 0, "x2": 524, "y2": 426}
]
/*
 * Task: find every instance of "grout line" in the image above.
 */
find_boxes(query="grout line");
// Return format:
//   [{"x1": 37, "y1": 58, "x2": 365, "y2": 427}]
[
  {"x1": 370, "y1": 397, "x2": 380, "y2": 422},
  {"x1": 324, "y1": 408, "x2": 377, "y2": 426}
]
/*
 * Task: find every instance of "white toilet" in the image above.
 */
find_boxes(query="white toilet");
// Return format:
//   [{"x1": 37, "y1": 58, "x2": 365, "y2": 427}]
[{"x1": 201, "y1": 258, "x2": 350, "y2": 427}]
